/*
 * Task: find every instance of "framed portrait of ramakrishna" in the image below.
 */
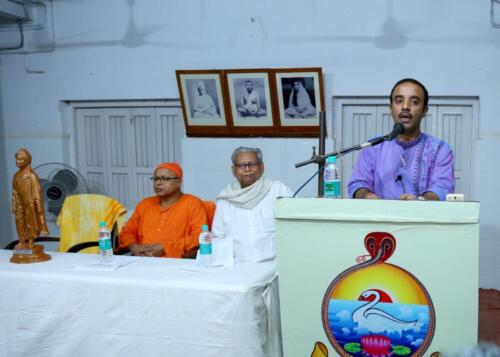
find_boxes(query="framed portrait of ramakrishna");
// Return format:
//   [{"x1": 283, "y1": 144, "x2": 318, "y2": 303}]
[{"x1": 226, "y1": 70, "x2": 274, "y2": 127}]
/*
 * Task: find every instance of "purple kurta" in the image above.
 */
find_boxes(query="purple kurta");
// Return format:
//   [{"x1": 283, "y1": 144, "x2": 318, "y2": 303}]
[{"x1": 347, "y1": 133, "x2": 455, "y2": 200}]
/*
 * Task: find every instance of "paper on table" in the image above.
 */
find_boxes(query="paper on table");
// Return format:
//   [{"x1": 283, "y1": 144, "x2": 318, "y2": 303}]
[
  {"x1": 211, "y1": 236, "x2": 234, "y2": 270},
  {"x1": 74, "y1": 257, "x2": 135, "y2": 271},
  {"x1": 188, "y1": 236, "x2": 234, "y2": 272}
]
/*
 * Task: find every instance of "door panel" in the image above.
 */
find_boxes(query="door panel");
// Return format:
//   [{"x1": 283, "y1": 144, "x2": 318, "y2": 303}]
[{"x1": 75, "y1": 105, "x2": 183, "y2": 210}]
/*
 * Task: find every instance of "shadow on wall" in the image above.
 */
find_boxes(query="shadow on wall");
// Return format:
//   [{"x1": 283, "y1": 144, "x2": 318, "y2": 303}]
[{"x1": 0, "y1": 65, "x2": 15, "y2": 248}]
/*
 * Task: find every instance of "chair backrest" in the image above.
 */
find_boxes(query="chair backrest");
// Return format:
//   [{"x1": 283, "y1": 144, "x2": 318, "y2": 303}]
[
  {"x1": 203, "y1": 200, "x2": 216, "y2": 230},
  {"x1": 57, "y1": 194, "x2": 127, "y2": 254}
]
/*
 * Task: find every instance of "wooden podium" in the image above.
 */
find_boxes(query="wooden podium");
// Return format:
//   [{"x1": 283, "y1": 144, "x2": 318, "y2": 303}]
[{"x1": 275, "y1": 198, "x2": 480, "y2": 357}]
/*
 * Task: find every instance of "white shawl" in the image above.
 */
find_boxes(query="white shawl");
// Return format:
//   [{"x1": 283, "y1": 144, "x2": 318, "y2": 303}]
[{"x1": 217, "y1": 177, "x2": 274, "y2": 209}]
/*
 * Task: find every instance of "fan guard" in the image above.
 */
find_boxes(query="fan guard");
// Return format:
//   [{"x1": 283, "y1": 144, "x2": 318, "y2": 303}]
[{"x1": 34, "y1": 163, "x2": 90, "y2": 222}]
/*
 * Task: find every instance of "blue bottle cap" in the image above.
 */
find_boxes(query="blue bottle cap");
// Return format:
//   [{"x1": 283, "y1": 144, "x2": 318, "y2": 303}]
[
  {"x1": 327, "y1": 156, "x2": 337, "y2": 163},
  {"x1": 201, "y1": 224, "x2": 209, "y2": 231}
]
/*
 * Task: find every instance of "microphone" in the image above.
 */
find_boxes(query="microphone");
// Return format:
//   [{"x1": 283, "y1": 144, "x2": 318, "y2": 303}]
[
  {"x1": 359, "y1": 123, "x2": 405, "y2": 149},
  {"x1": 395, "y1": 174, "x2": 406, "y2": 193},
  {"x1": 386, "y1": 123, "x2": 405, "y2": 141}
]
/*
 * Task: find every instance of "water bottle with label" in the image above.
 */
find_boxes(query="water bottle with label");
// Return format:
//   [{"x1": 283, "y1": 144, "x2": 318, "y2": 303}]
[
  {"x1": 98, "y1": 221, "x2": 114, "y2": 262},
  {"x1": 198, "y1": 224, "x2": 212, "y2": 268},
  {"x1": 324, "y1": 156, "x2": 341, "y2": 198}
]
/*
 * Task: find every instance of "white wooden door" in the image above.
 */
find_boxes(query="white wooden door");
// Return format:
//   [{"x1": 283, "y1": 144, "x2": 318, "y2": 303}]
[
  {"x1": 130, "y1": 107, "x2": 160, "y2": 207},
  {"x1": 75, "y1": 106, "x2": 183, "y2": 209},
  {"x1": 435, "y1": 105, "x2": 473, "y2": 197},
  {"x1": 337, "y1": 98, "x2": 477, "y2": 200},
  {"x1": 103, "y1": 108, "x2": 133, "y2": 208},
  {"x1": 76, "y1": 108, "x2": 107, "y2": 193}
]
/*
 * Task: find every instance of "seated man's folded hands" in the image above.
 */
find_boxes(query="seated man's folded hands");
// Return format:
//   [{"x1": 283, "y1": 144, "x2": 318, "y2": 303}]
[{"x1": 128, "y1": 243, "x2": 165, "y2": 257}]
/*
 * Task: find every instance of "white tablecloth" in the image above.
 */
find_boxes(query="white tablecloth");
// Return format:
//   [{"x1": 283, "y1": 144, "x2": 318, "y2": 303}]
[{"x1": 0, "y1": 250, "x2": 282, "y2": 357}]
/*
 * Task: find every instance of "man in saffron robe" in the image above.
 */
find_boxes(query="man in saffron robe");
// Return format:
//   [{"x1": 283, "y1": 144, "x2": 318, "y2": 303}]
[
  {"x1": 348, "y1": 78, "x2": 455, "y2": 201},
  {"x1": 212, "y1": 147, "x2": 292, "y2": 263},
  {"x1": 12, "y1": 148, "x2": 49, "y2": 247},
  {"x1": 119, "y1": 163, "x2": 208, "y2": 258}
]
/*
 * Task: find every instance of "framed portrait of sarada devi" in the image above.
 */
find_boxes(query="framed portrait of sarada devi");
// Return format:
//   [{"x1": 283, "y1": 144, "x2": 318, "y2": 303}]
[
  {"x1": 176, "y1": 70, "x2": 229, "y2": 137},
  {"x1": 274, "y1": 67, "x2": 324, "y2": 129},
  {"x1": 225, "y1": 69, "x2": 275, "y2": 133}
]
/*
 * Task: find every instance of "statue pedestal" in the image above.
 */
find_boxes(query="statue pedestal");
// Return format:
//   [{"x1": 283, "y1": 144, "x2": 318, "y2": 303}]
[{"x1": 10, "y1": 243, "x2": 51, "y2": 264}]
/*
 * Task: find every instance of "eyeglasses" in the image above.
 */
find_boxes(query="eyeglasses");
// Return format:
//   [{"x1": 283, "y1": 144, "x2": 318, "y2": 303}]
[
  {"x1": 150, "y1": 176, "x2": 180, "y2": 183},
  {"x1": 234, "y1": 161, "x2": 260, "y2": 170}
]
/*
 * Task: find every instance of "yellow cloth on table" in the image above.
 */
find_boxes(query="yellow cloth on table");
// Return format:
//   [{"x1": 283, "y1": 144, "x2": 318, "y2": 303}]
[{"x1": 56, "y1": 194, "x2": 127, "y2": 254}]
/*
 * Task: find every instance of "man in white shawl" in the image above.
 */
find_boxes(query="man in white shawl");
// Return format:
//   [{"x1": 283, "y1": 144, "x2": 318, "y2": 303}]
[{"x1": 212, "y1": 146, "x2": 292, "y2": 263}]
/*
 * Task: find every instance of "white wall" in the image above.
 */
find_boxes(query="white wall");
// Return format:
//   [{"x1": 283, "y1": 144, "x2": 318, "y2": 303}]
[{"x1": 1, "y1": 0, "x2": 499, "y2": 287}]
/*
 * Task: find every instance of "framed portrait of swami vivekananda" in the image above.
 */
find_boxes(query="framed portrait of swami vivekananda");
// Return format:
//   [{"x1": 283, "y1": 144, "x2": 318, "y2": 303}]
[{"x1": 176, "y1": 70, "x2": 230, "y2": 137}]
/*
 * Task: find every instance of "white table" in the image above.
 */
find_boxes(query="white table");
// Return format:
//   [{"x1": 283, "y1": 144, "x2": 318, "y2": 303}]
[{"x1": 0, "y1": 250, "x2": 282, "y2": 357}]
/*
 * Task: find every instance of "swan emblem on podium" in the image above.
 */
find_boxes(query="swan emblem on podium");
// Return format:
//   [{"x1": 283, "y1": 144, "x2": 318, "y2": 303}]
[
  {"x1": 321, "y1": 232, "x2": 435, "y2": 356},
  {"x1": 353, "y1": 289, "x2": 418, "y2": 334}
]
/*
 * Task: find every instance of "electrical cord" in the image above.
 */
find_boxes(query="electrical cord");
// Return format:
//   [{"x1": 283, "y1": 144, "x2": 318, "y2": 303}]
[{"x1": 293, "y1": 165, "x2": 323, "y2": 198}]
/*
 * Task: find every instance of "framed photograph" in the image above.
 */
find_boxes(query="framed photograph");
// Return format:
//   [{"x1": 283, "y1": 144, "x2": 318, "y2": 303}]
[
  {"x1": 176, "y1": 70, "x2": 229, "y2": 136},
  {"x1": 176, "y1": 67, "x2": 324, "y2": 137},
  {"x1": 226, "y1": 70, "x2": 274, "y2": 128},
  {"x1": 275, "y1": 68, "x2": 324, "y2": 128}
]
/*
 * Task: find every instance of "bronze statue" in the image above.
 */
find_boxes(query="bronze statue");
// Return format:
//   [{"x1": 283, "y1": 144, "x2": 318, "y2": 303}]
[{"x1": 10, "y1": 148, "x2": 51, "y2": 263}]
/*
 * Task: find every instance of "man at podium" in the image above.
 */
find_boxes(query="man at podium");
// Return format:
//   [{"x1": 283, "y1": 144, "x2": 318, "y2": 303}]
[{"x1": 348, "y1": 78, "x2": 455, "y2": 201}]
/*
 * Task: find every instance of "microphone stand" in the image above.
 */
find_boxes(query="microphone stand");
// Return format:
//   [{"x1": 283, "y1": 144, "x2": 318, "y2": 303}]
[
  {"x1": 294, "y1": 134, "x2": 388, "y2": 198},
  {"x1": 295, "y1": 140, "x2": 381, "y2": 169},
  {"x1": 293, "y1": 123, "x2": 402, "y2": 197},
  {"x1": 317, "y1": 111, "x2": 326, "y2": 197}
]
